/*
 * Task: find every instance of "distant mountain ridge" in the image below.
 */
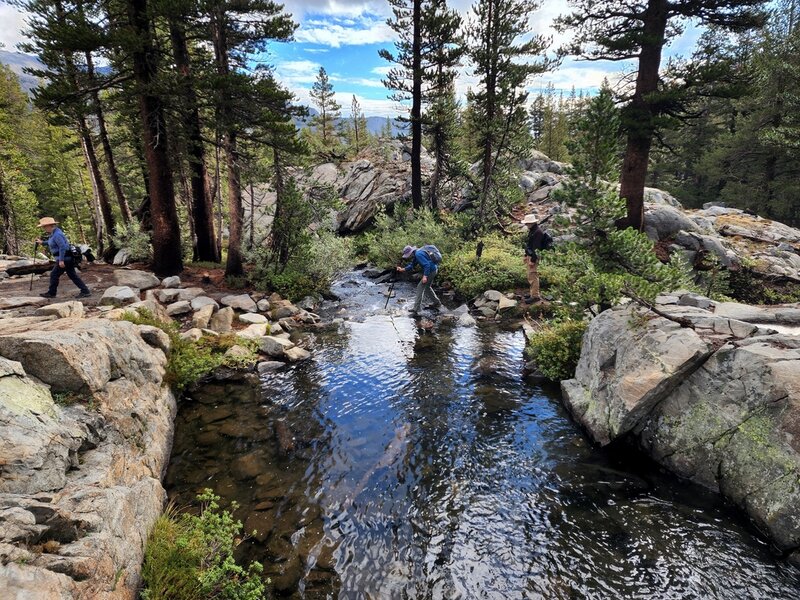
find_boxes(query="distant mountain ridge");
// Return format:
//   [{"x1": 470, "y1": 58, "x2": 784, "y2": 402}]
[
  {"x1": 0, "y1": 50, "x2": 43, "y2": 93},
  {"x1": 1, "y1": 50, "x2": 405, "y2": 136}
]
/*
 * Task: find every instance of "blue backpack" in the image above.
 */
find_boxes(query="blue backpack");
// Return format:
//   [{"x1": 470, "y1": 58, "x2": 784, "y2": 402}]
[{"x1": 421, "y1": 244, "x2": 443, "y2": 264}]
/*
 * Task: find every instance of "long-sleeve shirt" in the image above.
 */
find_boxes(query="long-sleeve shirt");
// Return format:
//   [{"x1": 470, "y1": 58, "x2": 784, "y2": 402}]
[
  {"x1": 525, "y1": 226, "x2": 547, "y2": 261},
  {"x1": 45, "y1": 227, "x2": 70, "y2": 261},
  {"x1": 404, "y1": 248, "x2": 438, "y2": 277}
]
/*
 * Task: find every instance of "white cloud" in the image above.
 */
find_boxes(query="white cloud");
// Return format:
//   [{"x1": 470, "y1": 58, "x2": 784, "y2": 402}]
[
  {"x1": 295, "y1": 17, "x2": 394, "y2": 47},
  {"x1": 0, "y1": 5, "x2": 28, "y2": 50},
  {"x1": 371, "y1": 66, "x2": 391, "y2": 76},
  {"x1": 330, "y1": 74, "x2": 385, "y2": 88},
  {"x1": 281, "y1": 0, "x2": 388, "y2": 20},
  {"x1": 275, "y1": 59, "x2": 322, "y2": 85}
]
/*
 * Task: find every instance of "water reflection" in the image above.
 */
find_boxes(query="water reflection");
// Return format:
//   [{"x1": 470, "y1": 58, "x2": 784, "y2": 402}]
[{"x1": 165, "y1": 286, "x2": 800, "y2": 599}]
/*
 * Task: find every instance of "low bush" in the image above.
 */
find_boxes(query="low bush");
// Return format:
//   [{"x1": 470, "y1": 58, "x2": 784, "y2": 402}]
[
  {"x1": 357, "y1": 208, "x2": 467, "y2": 268},
  {"x1": 526, "y1": 319, "x2": 588, "y2": 381},
  {"x1": 443, "y1": 235, "x2": 527, "y2": 298},
  {"x1": 141, "y1": 490, "x2": 267, "y2": 600},
  {"x1": 112, "y1": 221, "x2": 152, "y2": 262},
  {"x1": 121, "y1": 309, "x2": 257, "y2": 392}
]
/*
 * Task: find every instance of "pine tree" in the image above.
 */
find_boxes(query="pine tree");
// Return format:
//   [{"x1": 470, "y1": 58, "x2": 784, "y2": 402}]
[
  {"x1": 309, "y1": 67, "x2": 341, "y2": 151},
  {"x1": 557, "y1": 0, "x2": 767, "y2": 231},
  {"x1": 349, "y1": 95, "x2": 368, "y2": 154},
  {"x1": 203, "y1": 0, "x2": 296, "y2": 277},
  {"x1": 467, "y1": 0, "x2": 550, "y2": 230},
  {"x1": 420, "y1": 0, "x2": 463, "y2": 210}
]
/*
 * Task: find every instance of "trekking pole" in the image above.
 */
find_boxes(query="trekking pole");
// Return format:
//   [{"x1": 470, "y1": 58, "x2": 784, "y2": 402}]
[
  {"x1": 29, "y1": 241, "x2": 38, "y2": 291},
  {"x1": 384, "y1": 270, "x2": 397, "y2": 310}
]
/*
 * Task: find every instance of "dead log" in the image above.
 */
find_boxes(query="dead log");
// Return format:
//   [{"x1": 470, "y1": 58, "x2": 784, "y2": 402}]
[{"x1": 5, "y1": 262, "x2": 54, "y2": 276}]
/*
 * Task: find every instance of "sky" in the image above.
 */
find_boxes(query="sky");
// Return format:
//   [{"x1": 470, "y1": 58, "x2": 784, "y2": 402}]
[{"x1": 0, "y1": 0, "x2": 704, "y2": 117}]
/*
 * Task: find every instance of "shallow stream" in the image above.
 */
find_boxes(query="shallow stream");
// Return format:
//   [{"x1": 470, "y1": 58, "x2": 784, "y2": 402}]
[{"x1": 165, "y1": 271, "x2": 800, "y2": 599}]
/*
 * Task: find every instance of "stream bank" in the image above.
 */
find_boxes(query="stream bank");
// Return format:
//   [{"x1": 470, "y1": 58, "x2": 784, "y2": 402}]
[{"x1": 165, "y1": 272, "x2": 800, "y2": 598}]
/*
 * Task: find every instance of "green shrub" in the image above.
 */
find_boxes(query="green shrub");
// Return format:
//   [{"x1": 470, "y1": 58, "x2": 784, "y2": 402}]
[
  {"x1": 358, "y1": 208, "x2": 467, "y2": 269},
  {"x1": 141, "y1": 490, "x2": 267, "y2": 600},
  {"x1": 112, "y1": 221, "x2": 152, "y2": 262},
  {"x1": 443, "y1": 234, "x2": 527, "y2": 298},
  {"x1": 121, "y1": 309, "x2": 257, "y2": 393},
  {"x1": 526, "y1": 319, "x2": 588, "y2": 381}
]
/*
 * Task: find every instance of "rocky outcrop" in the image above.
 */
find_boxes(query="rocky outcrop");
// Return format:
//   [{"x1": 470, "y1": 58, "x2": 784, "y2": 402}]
[
  {"x1": 0, "y1": 313, "x2": 177, "y2": 598},
  {"x1": 562, "y1": 293, "x2": 800, "y2": 561}
]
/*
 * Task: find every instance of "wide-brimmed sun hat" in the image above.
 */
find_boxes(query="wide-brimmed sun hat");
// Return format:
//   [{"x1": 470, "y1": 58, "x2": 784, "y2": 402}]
[
  {"x1": 521, "y1": 214, "x2": 539, "y2": 225},
  {"x1": 37, "y1": 217, "x2": 59, "y2": 227},
  {"x1": 402, "y1": 245, "x2": 416, "y2": 259}
]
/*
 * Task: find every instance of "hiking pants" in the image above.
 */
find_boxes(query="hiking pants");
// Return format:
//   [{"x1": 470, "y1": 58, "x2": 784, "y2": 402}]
[
  {"x1": 48, "y1": 257, "x2": 89, "y2": 295},
  {"x1": 414, "y1": 271, "x2": 441, "y2": 312},
  {"x1": 525, "y1": 256, "x2": 540, "y2": 298}
]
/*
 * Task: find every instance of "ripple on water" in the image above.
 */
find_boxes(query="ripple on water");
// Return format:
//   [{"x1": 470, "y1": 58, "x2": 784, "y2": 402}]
[{"x1": 165, "y1": 301, "x2": 800, "y2": 600}]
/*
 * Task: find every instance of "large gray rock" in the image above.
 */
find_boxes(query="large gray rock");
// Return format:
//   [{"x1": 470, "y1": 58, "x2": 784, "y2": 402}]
[
  {"x1": 258, "y1": 335, "x2": 295, "y2": 358},
  {"x1": 155, "y1": 288, "x2": 182, "y2": 304},
  {"x1": 336, "y1": 160, "x2": 408, "y2": 233},
  {"x1": 190, "y1": 295, "x2": 219, "y2": 311},
  {"x1": 113, "y1": 269, "x2": 160, "y2": 290},
  {"x1": 239, "y1": 313, "x2": 267, "y2": 325},
  {"x1": 192, "y1": 304, "x2": 216, "y2": 329},
  {"x1": 0, "y1": 297, "x2": 49, "y2": 310},
  {"x1": 643, "y1": 204, "x2": 701, "y2": 241},
  {"x1": 220, "y1": 294, "x2": 258, "y2": 313},
  {"x1": 166, "y1": 300, "x2": 192, "y2": 316},
  {"x1": 562, "y1": 294, "x2": 800, "y2": 556},
  {"x1": 0, "y1": 318, "x2": 176, "y2": 598},
  {"x1": 209, "y1": 306, "x2": 234, "y2": 333},
  {"x1": 99, "y1": 286, "x2": 138, "y2": 307},
  {"x1": 176, "y1": 287, "x2": 205, "y2": 302},
  {"x1": 161, "y1": 275, "x2": 181, "y2": 288},
  {"x1": 34, "y1": 301, "x2": 84, "y2": 319}
]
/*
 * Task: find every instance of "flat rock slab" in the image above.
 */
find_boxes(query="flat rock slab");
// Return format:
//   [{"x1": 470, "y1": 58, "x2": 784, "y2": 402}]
[
  {"x1": 113, "y1": 269, "x2": 160, "y2": 290},
  {"x1": 239, "y1": 313, "x2": 268, "y2": 325},
  {"x1": 99, "y1": 286, "x2": 139, "y2": 307},
  {"x1": 166, "y1": 301, "x2": 192, "y2": 316},
  {"x1": 0, "y1": 297, "x2": 49, "y2": 310},
  {"x1": 220, "y1": 294, "x2": 257, "y2": 313},
  {"x1": 161, "y1": 276, "x2": 181, "y2": 288},
  {"x1": 191, "y1": 296, "x2": 219, "y2": 311},
  {"x1": 34, "y1": 301, "x2": 84, "y2": 319},
  {"x1": 258, "y1": 335, "x2": 294, "y2": 358}
]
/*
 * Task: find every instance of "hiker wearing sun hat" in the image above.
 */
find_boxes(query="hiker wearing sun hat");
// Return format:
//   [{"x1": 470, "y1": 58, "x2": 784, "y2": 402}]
[
  {"x1": 36, "y1": 217, "x2": 91, "y2": 299},
  {"x1": 522, "y1": 213, "x2": 552, "y2": 304},
  {"x1": 396, "y1": 243, "x2": 443, "y2": 316}
]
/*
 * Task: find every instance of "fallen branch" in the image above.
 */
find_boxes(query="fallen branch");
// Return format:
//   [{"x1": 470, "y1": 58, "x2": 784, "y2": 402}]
[{"x1": 622, "y1": 285, "x2": 696, "y2": 329}]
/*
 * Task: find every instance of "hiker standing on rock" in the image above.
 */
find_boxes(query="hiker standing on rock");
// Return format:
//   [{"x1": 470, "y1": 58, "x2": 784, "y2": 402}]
[
  {"x1": 397, "y1": 244, "x2": 442, "y2": 316},
  {"x1": 522, "y1": 214, "x2": 552, "y2": 304},
  {"x1": 36, "y1": 217, "x2": 91, "y2": 299}
]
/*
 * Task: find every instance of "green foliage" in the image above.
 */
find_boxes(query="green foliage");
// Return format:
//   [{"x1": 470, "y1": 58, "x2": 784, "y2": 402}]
[
  {"x1": 112, "y1": 220, "x2": 153, "y2": 262},
  {"x1": 141, "y1": 490, "x2": 267, "y2": 600},
  {"x1": 546, "y1": 87, "x2": 694, "y2": 317},
  {"x1": 526, "y1": 319, "x2": 588, "y2": 381},
  {"x1": 357, "y1": 207, "x2": 466, "y2": 268},
  {"x1": 444, "y1": 234, "x2": 527, "y2": 298},
  {"x1": 120, "y1": 309, "x2": 257, "y2": 392}
]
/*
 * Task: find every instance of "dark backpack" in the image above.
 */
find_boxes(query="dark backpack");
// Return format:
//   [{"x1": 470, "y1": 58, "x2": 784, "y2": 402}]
[
  {"x1": 541, "y1": 232, "x2": 554, "y2": 251},
  {"x1": 421, "y1": 244, "x2": 443, "y2": 264},
  {"x1": 68, "y1": 244, "x2": 83, "y2": 264}
]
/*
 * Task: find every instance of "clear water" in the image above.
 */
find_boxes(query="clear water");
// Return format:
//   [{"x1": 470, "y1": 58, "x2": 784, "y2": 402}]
[{"x1": 165, "y1": 273, "x2": 800, "y2": 599}]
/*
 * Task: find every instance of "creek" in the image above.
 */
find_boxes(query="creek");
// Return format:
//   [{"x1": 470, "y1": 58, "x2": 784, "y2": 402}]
[{"x1": 165, "y1": 271, "x2": 800, "y2": 599}]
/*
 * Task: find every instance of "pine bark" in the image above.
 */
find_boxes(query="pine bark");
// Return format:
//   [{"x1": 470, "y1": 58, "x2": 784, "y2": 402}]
[
  {"x1": 127, "y1": 0, "x2": 183, "y2": 275},
  {"x1": 617, "y1": 0, "x2": 669, "y2": 231},
  {"x1": 169, "y1": 18, "x2": 219, "y2": 262},
  {"x1": 411, "y1": 0, "x2": 423, "y2": 210},
  {"x1": 86, "y1": 52, "x2": 133, "y2": 224},
  {"x1": 211, "y1": 9, "x2": 244, "y2": 276},
  {"x1": 0, "y1": 165, "x2": 11, "y2": 255},
  {"x1": 78, "y1": 116, "x2": 115, "y2": 253}
]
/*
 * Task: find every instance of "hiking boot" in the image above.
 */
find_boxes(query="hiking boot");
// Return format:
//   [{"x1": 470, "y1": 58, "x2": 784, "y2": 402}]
[
  {"x1": 75, "y1": 290, "x2": 91, "y2": 298},
  {"x1": 39, "y1": 292, "x2": 56, "y2": 299}
]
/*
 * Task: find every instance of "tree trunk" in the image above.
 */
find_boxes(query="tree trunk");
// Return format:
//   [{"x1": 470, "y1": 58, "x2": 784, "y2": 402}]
[
  {"x1": 617, "y1": 0, "x2": 668, "y2": 231},
  {"x1": 224, "y1": 131, "x2": 244, "y2": 276},
  {"x1": 0, "y1": 165, "x2": 12, "y2": 255},
  {"x1": 211, "y1": 9, "x2": 244, "y2": 276},
  {"x1": 169, "y1": 18, "x2": 218, "y2": 262},
  {"x1": 411, "y1": 0, "x2": 423, "y2": 210},
  {"x1": 127, "y1": 0, "x2": 183, "y2": 276},
  {"x1": 86, "y1": 51, "x2": 133, "y2": 224},
  {"x1": 79, "y1": 116, "x2": 115, "y2": 252},
  {"x1": 428, "y1": 124, "x2": 443, "y2": 210},
  {"x1": 77, "y1": 154, "x2": 104, "y2": 253},
  {"x1": 479, "y1": 0, "x2": 497, "y2": 227},
  {"x1": 249, "y1": 181, "x2": 255, "y2": 250}
]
